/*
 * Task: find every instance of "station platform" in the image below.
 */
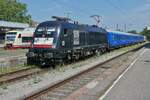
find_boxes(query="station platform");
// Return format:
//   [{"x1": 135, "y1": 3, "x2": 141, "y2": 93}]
[{"x1": 100, "y1": 44, "x2": 150, "y2": 100}]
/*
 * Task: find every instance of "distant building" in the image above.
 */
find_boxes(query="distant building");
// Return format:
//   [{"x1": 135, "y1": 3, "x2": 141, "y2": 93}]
[
  {"x1": 0, "y1": 20, "x2": 29, "y2": 29},
  {"x1": 146, "y1": 26, "x2": 150, "y2": 30}
]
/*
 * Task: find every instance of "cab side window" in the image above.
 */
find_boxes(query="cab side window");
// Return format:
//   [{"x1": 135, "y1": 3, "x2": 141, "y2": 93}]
[{"x1": 64, "y1": 28, "x2": 68, "y2": 37}]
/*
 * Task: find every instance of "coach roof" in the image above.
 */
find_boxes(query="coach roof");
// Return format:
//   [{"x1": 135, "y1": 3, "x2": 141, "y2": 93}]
[{"x1": 107, "y1": 30, "x2": 143, "y2": 36}]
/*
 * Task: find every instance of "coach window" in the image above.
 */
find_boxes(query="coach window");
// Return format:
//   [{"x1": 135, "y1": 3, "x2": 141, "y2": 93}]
[
  {"x1": 112, "y1": 35, "x2": 115, "y2": 40},
  {"x1": 22, "y1": 37, "x2": 33, "y2": 43}
]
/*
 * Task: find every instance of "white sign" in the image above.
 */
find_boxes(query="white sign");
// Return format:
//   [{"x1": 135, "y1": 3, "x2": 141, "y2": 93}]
[
  {"x1": 34, "y1": 38, "x2": 54, "y2": 45},
  {"x1": 73, "y1": 30, "x2": 79, "y2": 45}
]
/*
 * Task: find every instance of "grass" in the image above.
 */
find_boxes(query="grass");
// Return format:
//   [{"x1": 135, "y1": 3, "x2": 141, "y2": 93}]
[
  {"x1": 0, "y1": 83, "x2": 8, "y2": 90},
  {"x1": 1, "y1": 85, "x2": 8, "y2": 90},
  {"x1": 33, "y1": 76, "x2": 42, "y2": 84},
  {"x1": 0, "y1": 65, "x2": 35, "y2": 75},
  {"x1": 0, "y1": 49, "x2": 27, "y2": 57}
]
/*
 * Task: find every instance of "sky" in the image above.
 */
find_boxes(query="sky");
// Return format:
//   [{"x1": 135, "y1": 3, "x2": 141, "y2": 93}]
[{"x1": 21, "y1": 0, "x2": 150, "y2": 32}]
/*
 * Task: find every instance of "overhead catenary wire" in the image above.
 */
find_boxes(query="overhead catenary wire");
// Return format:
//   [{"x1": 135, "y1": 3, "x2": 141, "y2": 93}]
[
  {"x1": 52, "y1": 0, "x2": 103, "y2": 24},
  {"x1": 52, "y1": 0, "x2": 89, "y2": 16},
  {"x1": 52, "y1": 0, "x2": 135, "y2": 30},
  {"x1": 105, "y1": 0, "x2": 135, "y2": 23}
]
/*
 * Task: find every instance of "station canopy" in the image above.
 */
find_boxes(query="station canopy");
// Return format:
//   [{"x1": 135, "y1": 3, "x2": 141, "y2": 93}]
[{"x1": 0, "y1": 20, "x2": 29, "y2": 29}]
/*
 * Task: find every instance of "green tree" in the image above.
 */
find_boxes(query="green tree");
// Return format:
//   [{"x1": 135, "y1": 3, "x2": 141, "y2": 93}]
[
  {"x1": 0, "y1": 0, "x2": 32, "y2": 24},
  {"x1": 140, "y1": 27, "x2": 150, "y2": 36},
  {"x1": 127, "y1": 30, "x2": 137, "y2": 34},
  {"x1": 140, "y1": 27, "x2": 150, "y2": 40}
]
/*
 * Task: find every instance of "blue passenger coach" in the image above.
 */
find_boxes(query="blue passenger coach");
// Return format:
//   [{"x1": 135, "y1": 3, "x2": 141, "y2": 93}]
[{"x1": 107, "y1": 30, "x2": 144, "y2": 48}]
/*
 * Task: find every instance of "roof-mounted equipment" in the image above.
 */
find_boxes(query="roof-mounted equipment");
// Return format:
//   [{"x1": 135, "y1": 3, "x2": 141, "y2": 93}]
[{"x1": 52, "y1": 16, "x2": 71, "y2": 22}]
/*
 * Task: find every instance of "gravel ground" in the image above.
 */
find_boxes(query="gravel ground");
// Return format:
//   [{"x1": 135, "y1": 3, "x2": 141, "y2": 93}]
[
  {"x1": 0, "y1": 49, "x2": 28, "y2": 72},
  {"x1": 0, "y1": 44, "x2": 145, "y2": 100}
]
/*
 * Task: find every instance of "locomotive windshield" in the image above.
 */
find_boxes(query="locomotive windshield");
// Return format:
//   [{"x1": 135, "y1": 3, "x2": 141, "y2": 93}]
[
  {"x1": 33, "y1": 25, "x2": 59, "y2": 46},
  {"x1": 35, "y1": 27, "x2": 56, "y2": 37},
  {"x1": 6, "y1": 32, "x2": 17, "y2": 41}
]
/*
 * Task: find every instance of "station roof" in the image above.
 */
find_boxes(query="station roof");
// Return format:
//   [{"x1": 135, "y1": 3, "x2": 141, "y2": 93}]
[{"x1": 0, "y1": 20, "x2": 29, "y2": 29}]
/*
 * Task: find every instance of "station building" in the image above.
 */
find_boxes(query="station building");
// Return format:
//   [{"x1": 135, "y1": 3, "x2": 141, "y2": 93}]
[{"x1": 0, "y1": 20, "x2": 29, "y2": 44}]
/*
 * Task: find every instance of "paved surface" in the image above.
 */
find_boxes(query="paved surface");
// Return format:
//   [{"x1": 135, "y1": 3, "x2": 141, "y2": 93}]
[{"x1": 101, "y1": 44, "x2": 150, "y2": 100}]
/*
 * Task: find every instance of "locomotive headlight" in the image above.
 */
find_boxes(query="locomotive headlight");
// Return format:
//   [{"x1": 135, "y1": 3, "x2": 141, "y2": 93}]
[{"x1": 44, "y1": 53, "x2": 53, "y2": 58}]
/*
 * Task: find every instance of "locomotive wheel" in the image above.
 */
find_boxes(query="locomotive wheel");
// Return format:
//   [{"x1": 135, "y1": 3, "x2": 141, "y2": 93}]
[
  {"x1": 75, "y1": 54, "x2": 80, "y2": 60},
  {"x1": 66, "y1": 54, "x2": 72, "y2": 63},
  {"x1": 67, "y1": 54, "x2": 72, "y2": 60},
  {"x1": 27, "y1": 57, "x2": 34, "y2": 65},
  {"x1": 58, "y1": 59, "x2": 65, "y2": 66},
  {"x1": 96, "y1": 50, "x2": 102, "y2": 56}
]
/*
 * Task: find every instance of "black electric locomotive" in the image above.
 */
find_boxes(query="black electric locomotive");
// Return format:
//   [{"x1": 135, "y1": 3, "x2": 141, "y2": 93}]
[{"x1": 26, "y1": 16, "x2": 108, "y2": 66}]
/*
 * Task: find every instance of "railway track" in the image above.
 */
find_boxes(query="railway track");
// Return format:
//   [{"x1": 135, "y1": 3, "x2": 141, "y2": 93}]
[
  {"x1": 0, "y1": 67, "x2": 43, "y2": 84},
  {"x1": 25, "y1": 46, "x2": 141, "y2": 100}
]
